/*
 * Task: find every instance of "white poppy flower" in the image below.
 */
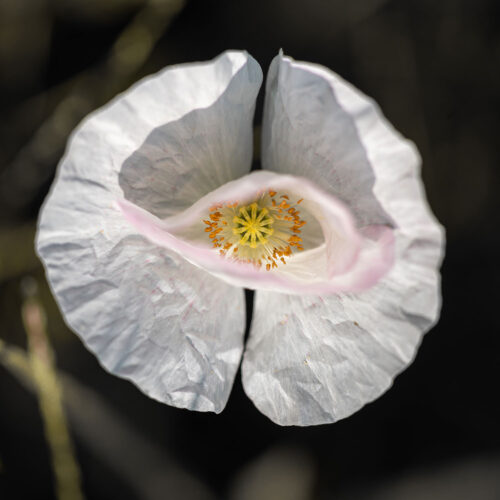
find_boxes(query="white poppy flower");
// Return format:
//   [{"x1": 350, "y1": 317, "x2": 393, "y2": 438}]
[{"x1": 36, "y1": 51, "x2": 444, "y2": 426}]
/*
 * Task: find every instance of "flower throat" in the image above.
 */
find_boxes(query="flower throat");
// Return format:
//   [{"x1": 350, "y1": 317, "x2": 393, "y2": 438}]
[{"x1": 203, "y1": 189, "x2": 306, "y2": 270}]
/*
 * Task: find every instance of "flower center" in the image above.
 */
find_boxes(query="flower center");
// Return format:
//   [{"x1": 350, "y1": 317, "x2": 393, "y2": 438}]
[
  {"x1": 232, "y1": 203, "x2": 274, "y2": 248},
  {"x1": 203, "y1": 190, "x2": 306, "y2": 270}
]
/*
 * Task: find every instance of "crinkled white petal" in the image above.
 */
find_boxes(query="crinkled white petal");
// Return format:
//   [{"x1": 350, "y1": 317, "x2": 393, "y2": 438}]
[
  {"x1": 118, "y1": 170, "x2": 394, "y2": 294},
  {"x1": 36, "y1": 51, "x2": 262, "y2": 413},
  {"x1": 242, "y1": 52, "x2": 444, "y2": 425}
]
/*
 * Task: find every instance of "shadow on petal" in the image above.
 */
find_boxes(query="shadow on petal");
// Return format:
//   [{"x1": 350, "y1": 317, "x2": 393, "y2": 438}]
[
  {"x1": 263, "y1": 53, "x2": 394, "y2": 228},
  {"x1": 119, "y1": 58, "x2": 261, "y2": 218}
]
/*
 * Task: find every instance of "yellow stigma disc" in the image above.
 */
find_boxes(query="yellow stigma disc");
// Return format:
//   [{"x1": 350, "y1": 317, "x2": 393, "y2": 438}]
[{"x1": 232, "y1": 203, "x2": 274, "y2": 249}]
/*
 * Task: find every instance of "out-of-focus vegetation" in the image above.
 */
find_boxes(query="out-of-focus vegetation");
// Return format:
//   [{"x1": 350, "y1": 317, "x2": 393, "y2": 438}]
[{"x1": 1, "y1": 0, "x2": 499, "y2": 499}]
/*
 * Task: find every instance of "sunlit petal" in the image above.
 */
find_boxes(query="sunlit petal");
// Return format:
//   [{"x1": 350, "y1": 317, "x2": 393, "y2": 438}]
[
  {"x1": 36, "y1": 51, "x2": 261, "y2": 412},
  {"x1": 242, "y1": 53, "x2": 444, "y2": 425}
]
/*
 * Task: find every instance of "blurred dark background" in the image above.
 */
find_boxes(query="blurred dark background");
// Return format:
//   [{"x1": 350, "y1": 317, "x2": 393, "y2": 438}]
[{"x1": 1, "y1": 0, "x2": 499, "y2": 499}]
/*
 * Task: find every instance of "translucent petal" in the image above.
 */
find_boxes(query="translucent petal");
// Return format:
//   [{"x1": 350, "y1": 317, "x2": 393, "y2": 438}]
[
  {"x1": 118, "y1": 170, "x2": 394, "y2": 294},
  {"x1": 36, "y1": 51, "x2": 261, "y2": 412},
  {"x1": 242, "y1": 275, "x2": 438, "y2": 426},
  {"x1": 243, "y1": 53, "x2": 444, "y2": 425},
  {"x1": 117, "y1": 51, "x2": 262, "y2": 217}
]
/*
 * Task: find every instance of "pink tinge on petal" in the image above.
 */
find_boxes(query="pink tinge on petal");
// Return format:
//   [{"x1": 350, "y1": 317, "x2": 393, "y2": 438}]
[
  {"x1": 332, "y1": 225, "x2": 395, "y2": 292},
  {"x1": 118, "y1": 170, "x2": 395, "y2": 294},
  {"x1": 275, "y1": 225, "x2": 395, "y2": 294}
]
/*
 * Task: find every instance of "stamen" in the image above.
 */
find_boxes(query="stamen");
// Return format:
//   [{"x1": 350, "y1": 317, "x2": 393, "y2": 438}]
[{"x1": 203, "y1": 189, "x2": 307, "y2": 270}]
